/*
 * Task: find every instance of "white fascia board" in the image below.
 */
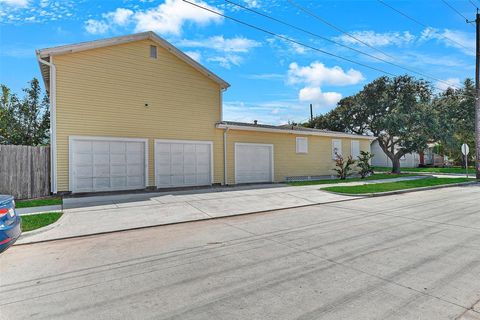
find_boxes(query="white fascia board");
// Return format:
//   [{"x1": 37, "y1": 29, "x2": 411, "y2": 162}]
[{"x1": 216, "y1": 123, "x2": 376, "y2": 140}]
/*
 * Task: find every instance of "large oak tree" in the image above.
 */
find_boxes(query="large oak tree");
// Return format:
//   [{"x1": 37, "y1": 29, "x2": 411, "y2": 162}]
[{"x1": 308, "y1": 75, "x2": 435, "y2": 173}]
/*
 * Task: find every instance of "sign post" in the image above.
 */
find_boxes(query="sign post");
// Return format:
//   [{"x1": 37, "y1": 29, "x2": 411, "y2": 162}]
[{"x1": 462, "y1": 143, "x2": 470, "y2": 178}]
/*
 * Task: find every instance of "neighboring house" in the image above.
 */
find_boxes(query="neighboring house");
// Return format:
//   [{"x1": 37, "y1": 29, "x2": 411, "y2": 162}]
[
  {"x1": 371, "y1": 140, "x2": 444, "y2": 168},
  {"x1": 36, "y1": 31, "x2": 374, "y2": 194}
]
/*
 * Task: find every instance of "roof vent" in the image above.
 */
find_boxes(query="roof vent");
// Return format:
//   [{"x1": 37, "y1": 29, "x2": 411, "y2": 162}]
[{"x1": 253, "y1": 120, "x2": 258, "y2": 125}]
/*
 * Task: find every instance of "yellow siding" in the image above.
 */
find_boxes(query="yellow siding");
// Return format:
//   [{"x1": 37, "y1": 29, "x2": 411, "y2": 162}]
[
  {"x1": 54, "y1": 39, "x2": 223, "y2": 191},
  {"x1": 223, "y1": 129, "x2": 371, "y2": 184}
]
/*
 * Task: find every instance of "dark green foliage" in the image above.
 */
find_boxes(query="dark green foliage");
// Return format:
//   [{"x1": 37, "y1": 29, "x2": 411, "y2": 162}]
[
  {"x1": 357, "y1": 151, "x2": 374, "y2": 178},
  {"x1": 0, "y1": 78, "x2": 50, "y2": 145}
]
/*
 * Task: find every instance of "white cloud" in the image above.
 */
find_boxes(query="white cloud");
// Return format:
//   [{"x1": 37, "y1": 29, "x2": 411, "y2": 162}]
[
  {"x1": 420, "y1": 27, "x2": 475, "y2": 56},
  {"x1": 84, "y1": 19, "x2": 110, "y2": 35},
  {"x1": 84, "y1": 0, "x2": 222, "y2": 35},
  {"x1": 287, "y1": 62, "x2": 364, "y2": 87},
  {"x1": 243, "y1": 0, "x2": 261, "y2": 8},
  {"x1": 336, "y1": 30, "x2": 415, "y2": 47},
  {"x1": 287, "y1": 61, "x2": 363, "y2": 107},
  {"x1": 179, "y1": 36, "x2": 260, "y2": 53},
  {"x1": 185, "y1": 50, "x2": 201, "y2": 62},
  {"x1": 298, "y1": 87, "x2": 342, "y2": 107},
  {"x1": 0, "y1": 0, "x2": 29, "y2": 7},
  {"x1": 105, "y1": 8, "x2": 133, "y2": 26},
  {"x1": 207, "y1": 55, "x2": 242, "y2": 69},
  {"x1": 134, "y1": 0, "x2": 222, "y2": 35},
  {"x1": 179, "y1": 36, "x2": 260, "y2": 68},
  {"x1": 436, "y1": 78, "x2": 461, "y2": 91}
]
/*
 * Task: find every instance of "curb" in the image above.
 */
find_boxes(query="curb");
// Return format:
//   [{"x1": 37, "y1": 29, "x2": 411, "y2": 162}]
[
  {"x1": 322, "y1": 181, "x2": 479, "y2": 197},
  {"x1": 14, "y1": 195, "x2": 364, "y2": 246},
  {"x1": 19, "y1": 211, "x2": 67, "y2": 238}
]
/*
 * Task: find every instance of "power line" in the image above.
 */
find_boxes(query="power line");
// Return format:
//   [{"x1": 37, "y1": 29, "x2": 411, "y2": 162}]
[
  {"x1": 440, "y1": 0, "x2": 474, "y2": 25},
  {"x1": 468, "y1": 0, "x2": 478, "y2": 9},
  {"x1": 224, "y1": 0, "x2": 463, "y2": 90},
  {"x1": 286, "y1": 0, "x2": 395, "y2": 61},
  {"x1": 377, "y1": 0, "x2": 472, "y2": 50},
  {"x1": 181, "y1": 0, "x2": 473, "y2": 97}
]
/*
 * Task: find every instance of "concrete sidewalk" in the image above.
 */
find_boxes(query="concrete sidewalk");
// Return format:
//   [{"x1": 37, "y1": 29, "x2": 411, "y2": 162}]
[{"x1": 16, "y1": 176, "x2": 426, "y2": 244}]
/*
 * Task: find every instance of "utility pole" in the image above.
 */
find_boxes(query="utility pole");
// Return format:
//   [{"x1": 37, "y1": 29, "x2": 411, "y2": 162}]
[
  {"x1": 476, "y1": 10, "x2": 480, "y2": 179},
  {"x1": 310, "y1": 103, "x2": 313, "y2": 123}
]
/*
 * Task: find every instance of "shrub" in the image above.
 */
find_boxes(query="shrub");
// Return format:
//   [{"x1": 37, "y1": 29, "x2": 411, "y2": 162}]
[
  {"x1": 357, "y1": 151, "x2": 374, "y2": 178},
  {"x1": 333, "y1": 154, "x2": 356, "y2": 180}
]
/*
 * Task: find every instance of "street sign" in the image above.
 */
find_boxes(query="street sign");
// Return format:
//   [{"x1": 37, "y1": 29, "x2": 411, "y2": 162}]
[{"x1": 461, "y1": 143, "x2": 470, "y2": 178}]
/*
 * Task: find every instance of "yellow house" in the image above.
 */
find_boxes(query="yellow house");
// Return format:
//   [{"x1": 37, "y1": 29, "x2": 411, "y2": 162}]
[{"x1": 36, "y1": 31, "x2": 374, "y2": 194}]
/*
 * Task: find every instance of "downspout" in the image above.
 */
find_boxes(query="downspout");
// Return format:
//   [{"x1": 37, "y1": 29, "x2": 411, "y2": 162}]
[
  {"x1": 36, "y1": 52, "x2": 57, "y2": 194},
  {"x1": 223, "y1": 127, "x2": 229, "y2": 185}
]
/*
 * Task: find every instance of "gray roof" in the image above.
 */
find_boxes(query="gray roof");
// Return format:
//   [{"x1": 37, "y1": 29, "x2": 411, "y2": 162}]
[{"x1": 216, "y1": 121, "x2": 374, "y2": 139}]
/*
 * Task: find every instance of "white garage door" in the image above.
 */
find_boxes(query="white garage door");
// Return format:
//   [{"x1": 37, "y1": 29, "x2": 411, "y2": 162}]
[
  {"x1": 70, "y1": 137, "x2": 147, "y2": 193},
  {"x1": 235, "y1": 143, "x2": 274, "y2": 184},
  {"x1": 155, "y1": 140, "x2": 212, "y2": 188}
]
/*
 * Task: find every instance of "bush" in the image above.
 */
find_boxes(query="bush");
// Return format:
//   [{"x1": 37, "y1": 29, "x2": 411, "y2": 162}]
[
  {"x1": 333, "y1": 154, "x2": 355, "y2": 179},
  {"x1": 357, "y1": 151, "x2": 374, "y2": 178}
]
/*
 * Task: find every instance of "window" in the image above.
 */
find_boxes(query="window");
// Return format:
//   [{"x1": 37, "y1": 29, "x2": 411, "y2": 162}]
[
  {"x1": 351, "y1": 140, "x2": 360, "y2": 159},
  {"x1": 296, "y1": 137, "x2": 308, "y2": 154},
  {"x1": 332, "y1": 139, "x2": 342, "y2": 159},
  {"x1": 150, "y1": 45, "x2": 157, "y2": 59}
]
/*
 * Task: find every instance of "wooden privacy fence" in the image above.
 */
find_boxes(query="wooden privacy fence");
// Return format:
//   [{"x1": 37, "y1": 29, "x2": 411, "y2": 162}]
[{"x1": 0, "y1": 145, "x2": 50, "y2": 199}]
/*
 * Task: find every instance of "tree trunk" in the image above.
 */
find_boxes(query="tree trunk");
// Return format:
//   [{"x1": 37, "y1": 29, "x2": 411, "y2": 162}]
[{"x1": 392, "y1": 157, "x2": 401, "y2": 174}]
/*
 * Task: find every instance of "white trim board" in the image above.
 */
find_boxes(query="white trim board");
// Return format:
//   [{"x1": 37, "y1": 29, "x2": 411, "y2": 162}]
[
  {"x1": 68, "y1": 136, "x2": 149, "y2": 193},
  {"x1": 234, "y1": 142, "x2": 275, "y2": 184},
  {"x1": 216, "y1": 123, "x2": 375, "y2": 140}
]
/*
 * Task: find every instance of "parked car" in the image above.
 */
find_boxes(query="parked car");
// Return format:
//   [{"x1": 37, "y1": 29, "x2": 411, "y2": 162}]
[{"x1": 0, "y1": 195, "x2": 21, "y2": 253}]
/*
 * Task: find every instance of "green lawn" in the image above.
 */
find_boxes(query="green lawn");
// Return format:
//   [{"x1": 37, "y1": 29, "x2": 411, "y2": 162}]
[
  {"x1": 287, "y1": 173, "x2": 412, "y2": 186},
  {"x1": 321, "y1": 177, "x2": 473, "y2": 195},
  {"x1": 21, "y1": 212, "x2": 63, "y2": 232},
  {"x1": 15, "y1": 197, "x2": 62, "y2": 209},
  {"x1": 373, "y1": 166, "x2": 475, "y2": 174}
]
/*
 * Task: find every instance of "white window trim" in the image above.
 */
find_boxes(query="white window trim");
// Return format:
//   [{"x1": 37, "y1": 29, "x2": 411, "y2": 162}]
[
  {"x1": 296, "y1": 137, "x2": 308, "y2": 154},
  {"x1": 154, "y1": 139, "x2": 214, "y2": 188},
  {"x1": 332, "y1": 139, "x2": 342, "y2": 159},
  {"x1": 351, "y1": 140, "x2": 360, "y2": 159},
  {"x1": 234, "y1": 143, "x2": 274, "y2": 184},
  {"x1": 68, "y1": 136, "x2": 149, "y2": 193}
]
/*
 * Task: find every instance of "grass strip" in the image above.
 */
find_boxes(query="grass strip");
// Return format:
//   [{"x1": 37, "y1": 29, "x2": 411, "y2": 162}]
[
  {"x1": 321, "y1": 177, "x2": 473, "y2": 195},
  {"x1": 15, "y1": 197, "x2": 62, "y2": 209},
  {"x1": 287, "y1": 173, "x2": 412, "y2": 186},
  {"x1": 21, "y1": 212, "x2": 63, "y2": 232}
]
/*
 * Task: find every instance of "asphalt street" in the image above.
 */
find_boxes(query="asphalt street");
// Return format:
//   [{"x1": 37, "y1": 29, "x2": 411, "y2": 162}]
[{"x1": 1, "y1": 185, "x2": 479, "y2": 320}]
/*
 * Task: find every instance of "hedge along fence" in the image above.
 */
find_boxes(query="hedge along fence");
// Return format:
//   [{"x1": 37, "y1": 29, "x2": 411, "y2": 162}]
[{"x1": 0, "y1": 145, "x2": 50, "y2": 199}]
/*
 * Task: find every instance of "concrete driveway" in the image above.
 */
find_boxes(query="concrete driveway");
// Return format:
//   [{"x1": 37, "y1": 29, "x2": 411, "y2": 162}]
[
  {"x1": 1, "y1": 185, "x2": 479, "y2": 319},
  {"x1": 18, "y1": 176, "x2": 431, "y2": 244},
  {"x1": 17, "y1": 183, "x2": 360, "y2": 243}
]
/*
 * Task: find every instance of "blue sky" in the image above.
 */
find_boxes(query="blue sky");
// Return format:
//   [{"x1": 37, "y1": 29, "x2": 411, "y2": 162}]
[{"x1": 0, "y1": 0, "x2": 476, "y2": 124}]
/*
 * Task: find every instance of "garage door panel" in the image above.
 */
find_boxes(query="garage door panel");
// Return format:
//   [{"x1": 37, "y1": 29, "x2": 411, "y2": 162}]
[
  {"x1": 75, "y1": 165, "x2": 93, "y2": 177},
  {"x1": 75, "y1": 153, "x2": 92, "y2": 166},
  {"x1": 155, "y1": 140, "x2": 212, "y2": 188},
  {"x1": 127, "y1": 164, "x2": 143, "y2": 176},
  {"x1": 75, "y1": 141, "x2": 92, "y2": 152},
  {"x1": 92, "y1": 141, "x2": 109, "y2": 153},
  {"x1": 110, "y1": 165, "x2": 126, "y2": 176},
  {"x1": 110, "y1": 142, "x2": 126, "y2": 153},
  {"x1": 71, "y1": 138, "x2": 146, "y2": 192},
  {"x1": 236, "y1": 144, "x2": 273, "y2": 184}
]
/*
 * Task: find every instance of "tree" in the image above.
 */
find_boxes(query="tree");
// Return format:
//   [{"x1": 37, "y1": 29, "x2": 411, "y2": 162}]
[
  {"x1": 310, "y1": 75, "x2": 435, "y2": 173},
  {"x1": 432, "y1": 79, "x2": 475, "y2": 166},
  {"x1": 0, "y1": 78, "x2": 50, "y2": 145}
]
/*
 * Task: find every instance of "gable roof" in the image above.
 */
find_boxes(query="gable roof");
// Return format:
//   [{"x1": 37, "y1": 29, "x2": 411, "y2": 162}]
[
  {"x1": 36, "y1": 31, "x2": 230, "y2": 90},
  {"x1": 216, "y1": 121, "x2": 375, "y2": 140}
]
